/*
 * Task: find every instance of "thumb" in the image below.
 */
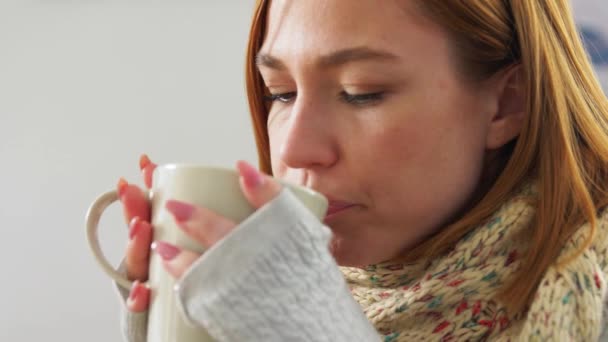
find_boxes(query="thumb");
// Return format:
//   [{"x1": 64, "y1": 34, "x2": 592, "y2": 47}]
[{"x1": 236, "y1": 160, "x2": 282, "y2": 209}]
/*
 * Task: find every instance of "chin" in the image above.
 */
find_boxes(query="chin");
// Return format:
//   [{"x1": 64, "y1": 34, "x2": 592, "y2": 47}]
[{"x1": 329, "y1": 236, "x2": 369, "y2": 268}]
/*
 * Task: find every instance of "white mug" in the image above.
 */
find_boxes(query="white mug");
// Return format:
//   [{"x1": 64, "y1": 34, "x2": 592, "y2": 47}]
[{"x1": 85, "y1": 164, "x2": 328, "y2": 342}]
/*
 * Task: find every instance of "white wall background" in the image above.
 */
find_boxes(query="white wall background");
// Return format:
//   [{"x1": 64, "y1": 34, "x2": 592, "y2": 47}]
[
  {"x1": 0, "y1": 2, "x2": 256, "y2": 341},
  {"x1": 0, "y1": 1, "x2": 606, "y2": 342}
]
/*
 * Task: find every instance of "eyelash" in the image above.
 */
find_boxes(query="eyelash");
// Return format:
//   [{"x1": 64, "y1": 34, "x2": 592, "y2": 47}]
[{"x1": 264, "y1": 91, "x2": 384, "y2": 106}]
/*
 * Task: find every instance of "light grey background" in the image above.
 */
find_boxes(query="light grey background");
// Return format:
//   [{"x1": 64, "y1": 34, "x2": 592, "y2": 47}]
[
  {"x1": 1, "y1": 2, "x2": 256, "y2": 341},
  {"x1": 0, "y1": 1, "x2": 606, "y2": 342}
]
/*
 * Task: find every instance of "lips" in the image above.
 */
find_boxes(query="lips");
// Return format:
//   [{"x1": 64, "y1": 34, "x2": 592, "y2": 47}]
[{"x1": 324, "y1": 200, "x2": 357, "y2": 220}]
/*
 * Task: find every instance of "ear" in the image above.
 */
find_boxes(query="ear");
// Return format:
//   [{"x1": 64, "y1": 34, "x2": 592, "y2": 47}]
[{"x1": 485, "y1": 65, "x2": 526, "y2": 150}]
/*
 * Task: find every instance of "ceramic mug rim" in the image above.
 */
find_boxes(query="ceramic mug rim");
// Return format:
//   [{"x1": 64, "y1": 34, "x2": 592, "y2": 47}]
[{"x1": 155, "y1": 163, "x2": 327, "y2": 201}]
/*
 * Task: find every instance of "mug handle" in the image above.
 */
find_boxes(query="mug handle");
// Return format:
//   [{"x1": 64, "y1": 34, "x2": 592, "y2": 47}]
[{"x1": 85, "y1": 190, "x2": 134, "y2": 290}]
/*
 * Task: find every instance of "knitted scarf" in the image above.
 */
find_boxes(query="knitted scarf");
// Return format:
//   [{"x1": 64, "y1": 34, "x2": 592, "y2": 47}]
[{"x1": 340, "y1": 182, "x2": 608, "y2": 341}]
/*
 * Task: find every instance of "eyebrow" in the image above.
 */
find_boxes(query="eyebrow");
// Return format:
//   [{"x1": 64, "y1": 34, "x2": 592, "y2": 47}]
[{"x1": 255, "y1": 47, "x2": 400, "y2": 70}]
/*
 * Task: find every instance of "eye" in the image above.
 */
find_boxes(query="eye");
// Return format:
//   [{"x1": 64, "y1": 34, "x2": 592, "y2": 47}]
[
  {"x1": 341, "y1": 91, "x2": 385, "y2": 106},
  {"x1": 264, "y1": 92, "x2": 297, "y2": 103}
]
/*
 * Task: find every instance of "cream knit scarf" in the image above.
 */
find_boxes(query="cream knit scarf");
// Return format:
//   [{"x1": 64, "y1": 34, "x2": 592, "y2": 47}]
[{"x1": 340, "y1": 182, "x2": 608, "y2": 341}]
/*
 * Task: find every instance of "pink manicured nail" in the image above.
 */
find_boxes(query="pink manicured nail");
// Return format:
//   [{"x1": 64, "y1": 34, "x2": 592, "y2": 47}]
[
  {"x1": 129, "y1": 217, "x2": 149, "y2": 240},
  {"x1": 129, "y1": 280, "x2": 144, "y2": 302},
  {"x1": 152, "y1": 241, "x2": 180, "y2": 261},
  {"x1": 139, "y1": 154, "x2": 152, "y2": 171},
  {"x1": 237, "y1": 161, "x2": 265, "y2": 188},
  {"x1": 117, "y1": 178, "x2": 128, "y2": 197},
  {"x1": 165, "y1": 200, "x2": 195, "y2": 222}
]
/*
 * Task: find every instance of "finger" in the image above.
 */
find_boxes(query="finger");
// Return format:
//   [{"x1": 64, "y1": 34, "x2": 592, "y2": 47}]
[
  {"x1": 151, "y1": 241, "x2": 200, "y2": 279},
  {"x1": 118, "y1": 179, "x2": 151, "y2": 223},
  {"x1": 165, "y1": 200, "x2": 236, "y2": 248},
  {"x1": 236, "y1": 160, "x2": 282, "y2": 209},
  {"x1": 139, "y1": 154, "x2": 157, "y2": 189},
  {"x1": 127, "y1": 280, "x2": 150, "y2": 313},
  {"x1": 126, "y1": 217, "x2": 153, "y2": 281}
]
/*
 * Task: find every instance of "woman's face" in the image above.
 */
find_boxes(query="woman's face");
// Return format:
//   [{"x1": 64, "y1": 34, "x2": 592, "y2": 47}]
[{"x1": 258, "y1": 0, "x2": 505, "y2": 266}]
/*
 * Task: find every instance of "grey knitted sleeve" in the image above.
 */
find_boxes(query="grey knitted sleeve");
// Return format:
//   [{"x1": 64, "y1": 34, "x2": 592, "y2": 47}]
[{"x1": 174, "y1": 188, "x2": 380, "y2": 342}]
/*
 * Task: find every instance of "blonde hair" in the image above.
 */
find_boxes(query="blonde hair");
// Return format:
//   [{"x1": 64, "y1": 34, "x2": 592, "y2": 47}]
[{"x1": 244, "y1": 0, "x2": 608, "y2": 314}]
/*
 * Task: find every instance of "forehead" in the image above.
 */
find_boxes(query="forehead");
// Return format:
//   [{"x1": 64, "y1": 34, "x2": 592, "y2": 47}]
[{"x1": 260, "y1": 0, "x2": 444, "y2": 61}]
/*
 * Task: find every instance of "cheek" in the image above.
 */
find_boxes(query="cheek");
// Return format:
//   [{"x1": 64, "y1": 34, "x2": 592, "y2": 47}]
[
  {"x1": 360, "y1": 115, "x2": 447, "y2": 173},
  {"x1": 360, "y1": 101, "x2": 488, "y2": 215},
  {"x1": 362, "y1": 83, "x2": 486, "y2": 170}
]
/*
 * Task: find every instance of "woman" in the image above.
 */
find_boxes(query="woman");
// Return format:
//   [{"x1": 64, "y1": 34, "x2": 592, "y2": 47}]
[{"x1": 116, "y1": 0, "x2": 608, "y2": 340}]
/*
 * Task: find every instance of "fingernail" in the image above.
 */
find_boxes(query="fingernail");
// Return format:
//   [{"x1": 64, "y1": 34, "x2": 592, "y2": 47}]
[
  {"x1": 128, "y1": 280, "x2": 143, "y2": 304},
  {"x1": 141, "y1": 154, "x2": 157, "y2": 189},
  {"x1": 117, "y1": 178, "x2": 128, "y2": 197},
  {"x1": 152, "y1": 241, "x2": 180, "y2": 261},
  {"x1": 238, "y1": 161, "x2": 265, "y2": 189},
  {"x1": 139, "y1": 154, "x2": 152, "y2": 171},
  {"x1": 129, "y1": 217, "x2": 146, "y2": 240},
  {"x1": 165, "y1": 200, "x2": 195, "y2": 222}
]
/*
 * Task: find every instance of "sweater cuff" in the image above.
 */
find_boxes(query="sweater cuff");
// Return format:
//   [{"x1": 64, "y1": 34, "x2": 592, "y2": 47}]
[
  {"x1": 174, "y1": 188, "x2": 379, "y2": 341},
  {"x1": 176, "y1": 187, "x2": 331, "y2": 300}
]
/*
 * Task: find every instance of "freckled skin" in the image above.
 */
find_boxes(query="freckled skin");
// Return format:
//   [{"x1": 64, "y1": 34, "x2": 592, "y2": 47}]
[{"x1": 259, "y1": 0, "x2": 507, "y2": 266}]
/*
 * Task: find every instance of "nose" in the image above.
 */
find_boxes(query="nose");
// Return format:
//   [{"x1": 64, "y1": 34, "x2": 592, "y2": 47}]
[{"x1": 279, "y1": 96, "x2": 338, "y2": 170}]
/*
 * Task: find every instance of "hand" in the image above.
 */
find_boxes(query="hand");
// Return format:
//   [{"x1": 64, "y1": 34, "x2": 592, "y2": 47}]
[
  {"x1": 151, "y1": 160, "x2": 282, "y2": 281},
  {"x1": 118, "y1": 154, "x2": 157, "y2": 313}
]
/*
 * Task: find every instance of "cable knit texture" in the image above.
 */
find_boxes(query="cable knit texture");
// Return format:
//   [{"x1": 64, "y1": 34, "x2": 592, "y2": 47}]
[
  {"x1": 173, "y1": 189, "x2": 379, "y2": 341},
  {"x1": 342, "y1": 182, "x2": 608, "y2": 341},
  {"x1": 118, "y1": 183, "x2": 608, "y2": 341}
]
